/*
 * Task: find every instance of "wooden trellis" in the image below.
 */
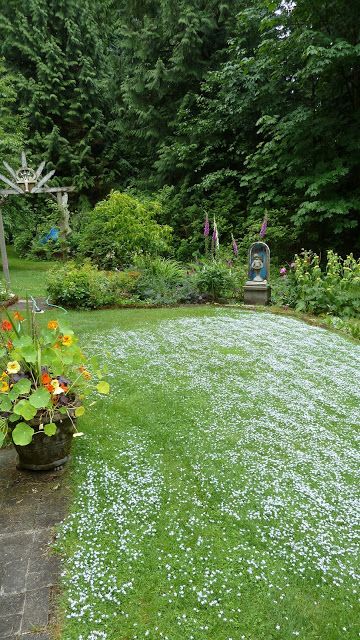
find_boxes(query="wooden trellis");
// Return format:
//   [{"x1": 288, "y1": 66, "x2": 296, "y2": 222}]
[{"x1": 0, "y1": 152, "x2": 75, "y2": 289}]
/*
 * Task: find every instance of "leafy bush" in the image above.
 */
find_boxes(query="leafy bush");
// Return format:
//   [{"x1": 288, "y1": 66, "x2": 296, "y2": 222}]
[
  {"x1": 134, "y1": 256, "x2": 200, "y2": 304},
  {"x1": 194, "y1": 261, "x2": 237, "y2": 302},
  {"x1": 46, "y1": 256, "x2": 245, "y2": 310},
  {"x1": 323, "y1": 316, "x2": 360, "y2": 341},
  {"x1": 46, "y1": 262, "x2": 140, "y2": 309},
  {"x1": 80, "y1": 192, "x2": 172, "y2": 269},
  {"x1": 275, "y1": 250, "x2": 360, "y2": 317}
]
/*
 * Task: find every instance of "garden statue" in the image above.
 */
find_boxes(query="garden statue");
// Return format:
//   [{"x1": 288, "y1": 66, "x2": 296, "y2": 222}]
[
  {"x1": 243, "y1": 241, "x2": 271, "y2": 305},
  {"x1": 251, "y1": 253, "x2": 264, "y2": 281}
]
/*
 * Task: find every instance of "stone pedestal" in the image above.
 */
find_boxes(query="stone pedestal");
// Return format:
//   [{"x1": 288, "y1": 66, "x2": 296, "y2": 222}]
[{"x1": 243, "y1": 282, "x2": 271, "y2": 306}]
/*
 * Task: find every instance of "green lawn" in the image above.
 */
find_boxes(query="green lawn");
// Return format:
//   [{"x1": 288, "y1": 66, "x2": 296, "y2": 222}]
[
  {"x1": 55, "y1": 306, "x2": 359, "y2": 640},
  {"x1": 1, "y1": 247, "x2": 55, "y2": 297}
]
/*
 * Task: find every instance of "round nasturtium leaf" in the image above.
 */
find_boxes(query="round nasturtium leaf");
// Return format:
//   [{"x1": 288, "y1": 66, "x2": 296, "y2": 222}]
[
  {"x1": 21, "y1": 345, "x2": 37, "y2": 363},
  {"x1": 0, "y1": 396, "x2": 12, "y2": 412},
  {"x1": 29, "y1": 388, "x2": 51, "y2": 409},
  {"x1": 44, "y1": 422, "x2": 57, "y2": 437},
  {"x1": 75, "y1": 406, "x2": 85, "y2": 417},
  {"x1": 96, "y1": 381, "x2": 110, "y2": 395},
  {"x1": 14, "y1": 378, "x2": 32, "y2": 395},
  {"x1": 12, "y1": 422, "x2": 34, "y2": 446},
  {"x1": 13, "y1": 399, "x2": 37, "y2": 421},
  {"x1": 9, "y1": 378, "x2": 32, "y2": 401}
]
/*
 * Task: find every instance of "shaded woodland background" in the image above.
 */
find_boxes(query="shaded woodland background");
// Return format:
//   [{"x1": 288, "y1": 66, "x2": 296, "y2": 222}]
[{"x1": 0, "y1": 0, "x2": 359, "y2": 261}]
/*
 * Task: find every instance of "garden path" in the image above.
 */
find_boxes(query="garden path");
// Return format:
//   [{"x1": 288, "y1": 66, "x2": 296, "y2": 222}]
[{"x1": 0, "y1": 447, "x2": 68, "y2": 640}]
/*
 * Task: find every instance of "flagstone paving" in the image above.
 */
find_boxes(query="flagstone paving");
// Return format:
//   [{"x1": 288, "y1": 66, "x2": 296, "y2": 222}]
[{"x1": 0, "y1": 447, "x2": 69, "y2": 640}]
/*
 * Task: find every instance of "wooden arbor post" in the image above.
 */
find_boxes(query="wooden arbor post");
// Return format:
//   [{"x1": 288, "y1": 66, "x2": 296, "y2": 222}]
[
  {"x1": 0, "y1": 197, "x2": 10, "y2": 289},
  {"x1": 0, "y1": 152, "x2": 75, "y2": 290}
]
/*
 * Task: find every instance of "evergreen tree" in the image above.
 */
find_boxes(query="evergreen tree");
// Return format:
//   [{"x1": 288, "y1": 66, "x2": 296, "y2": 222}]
[
  {"x1": 152, "y1": 0, "x2": 360, "y2": 257},
  {"x1": 0, "y1": 60, "x2": 24, "y2": 161},
  {"x1": 0, "y1": 0, "x2": 120, "y2": 199},
  {"x1": 110, "y1": 0, "x2": 241, "y2": 184}
]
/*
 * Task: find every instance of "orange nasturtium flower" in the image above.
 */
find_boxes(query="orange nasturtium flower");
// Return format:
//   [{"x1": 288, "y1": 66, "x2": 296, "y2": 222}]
[
  {"x1": 41, "y1": 372, "x2": 51, "y2": 385},
  {"x1": 6, "y1": 340, "x2": 13, "y2": 350},
  {"x1": 61, "y1": 334, "x2": 73, "y2": 347},
  {"x1": 1, "y1": 320, "x2": 12, "y2": 332},
  {"x1": 0, "y1": 380, "x2": 9, "y2": 393},
  {"x1": 0, "y1": 372, "x2": 8, "y2": 380},
  {"x1": 13, "y1": 311, "x2": 24, "y2": 322},
  {"x1": 48, "y1": 320, "x2": 59, "y2": 330},
  {"x1": 46, "y1": 383, "x2": 55, "y2": 393}
]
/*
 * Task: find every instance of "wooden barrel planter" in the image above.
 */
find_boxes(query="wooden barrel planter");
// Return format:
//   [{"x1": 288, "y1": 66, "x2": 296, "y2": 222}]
[{"x1": 12, "y1": 411, "x2": 76, "y2": 471}]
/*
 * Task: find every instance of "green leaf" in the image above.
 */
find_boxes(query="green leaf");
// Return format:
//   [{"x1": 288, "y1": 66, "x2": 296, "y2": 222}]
[
  {"x1": 12, "y1": 422, "x2": 34, "y2": 446},
  {"x1": 58, "y1": 321, "x2": 74, "y2": 336},
  {"x1": 9, "y1": 378, "x2": 32, "y2": 401},
  {"x1": 13, "y1": 336, "x2": 33, "y2": 349},
  {"x1": 13, "y1": 399, "x2": 37, "y2": 420},
  {"x1": 89, "y1": 355, "x2": 99, "y2": 369},
  {"x1": 8, "y1": 413, "x2": 19, "y2": 423},
  {"x1": 75, "y1": 406, "x2": 85, "y2": 417},
  {"x1": 41, "y1": 329, "x2": 56, "y2": 345},
  {"x1": 21, "y1": 345, "x2": 37, "y2": 363},
  {"x1": 9, "y1": 388, "x2": 19, "y2": 402},
  {"x1": 0, "y1": 396, "x2": 12, "y2": 412},
  {"x1": 0, "y1": 348, "x2": 6, "y2": 358},
  {"x1": 62, "y1": 352, "x2": 74, "y2": 365},
  {"x1": 96, "y1": 381, "x2": 110, "y2": 395},
  {"x1": 0, "y1": 430, "x2": 5, "y2": 447},
  {"x1": 44, "y1": 422, "x2": 57, "y2": 436},
  {"x1": 29, "y1": 388, "x2": 51, "y2": 409}
]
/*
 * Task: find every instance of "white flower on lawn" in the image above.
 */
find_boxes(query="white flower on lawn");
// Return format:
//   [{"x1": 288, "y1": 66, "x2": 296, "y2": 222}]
[{"x1": 56, "y1": 312, "x2": 360, "y2": 639}]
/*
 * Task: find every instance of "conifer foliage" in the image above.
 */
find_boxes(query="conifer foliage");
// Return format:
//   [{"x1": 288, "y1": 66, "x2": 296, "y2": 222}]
[
  {"x1": 0, "y1": 0, "x2": 117, "y2": 196},
  {"x1": 0, "y1": 0, "x2": 359, "y2": 257}
]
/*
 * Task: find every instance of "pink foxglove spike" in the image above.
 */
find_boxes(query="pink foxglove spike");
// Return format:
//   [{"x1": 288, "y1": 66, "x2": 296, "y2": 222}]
[
  {"x1": 259, "y1": 213, "x2": 268, "y2": 238},
  {"x1": 203, "y1": 213, "x2": 209, "y2": 237}
]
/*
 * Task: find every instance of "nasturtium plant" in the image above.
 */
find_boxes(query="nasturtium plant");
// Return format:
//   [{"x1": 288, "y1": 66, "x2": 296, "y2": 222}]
[{"x1": 0, "y1": 309, "x2": 111, "y2": 447}]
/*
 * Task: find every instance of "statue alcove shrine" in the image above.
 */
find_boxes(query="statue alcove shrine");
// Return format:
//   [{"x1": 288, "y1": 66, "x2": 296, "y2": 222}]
[{"x1": 243, "y1": 241, "x2": 271, "y2": 305}]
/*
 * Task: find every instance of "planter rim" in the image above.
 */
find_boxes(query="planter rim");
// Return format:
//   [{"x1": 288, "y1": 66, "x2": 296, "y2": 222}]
[{"x1": 9, "y1": 399, "x2": 80, "y2": 429}]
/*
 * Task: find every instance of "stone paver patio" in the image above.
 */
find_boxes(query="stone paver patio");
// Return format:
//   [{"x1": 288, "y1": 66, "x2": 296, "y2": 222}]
[{"x1": 0, "y1": 448, "x2": 68, "y2": 640}]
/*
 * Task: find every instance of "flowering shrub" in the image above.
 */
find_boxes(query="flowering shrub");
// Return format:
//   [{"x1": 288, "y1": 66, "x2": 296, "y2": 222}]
[
  {"x1": 0, "y1": 310, "x2": 110, "y2": 447},
  {"x1": 275, "y1": 251, "x2": 360, "y2": 318}
]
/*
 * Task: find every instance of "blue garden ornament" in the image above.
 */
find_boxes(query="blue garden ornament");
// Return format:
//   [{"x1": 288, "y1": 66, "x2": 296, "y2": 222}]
[{"x1": 40, "y1": 227, "x2": 59, "y2": 245}]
